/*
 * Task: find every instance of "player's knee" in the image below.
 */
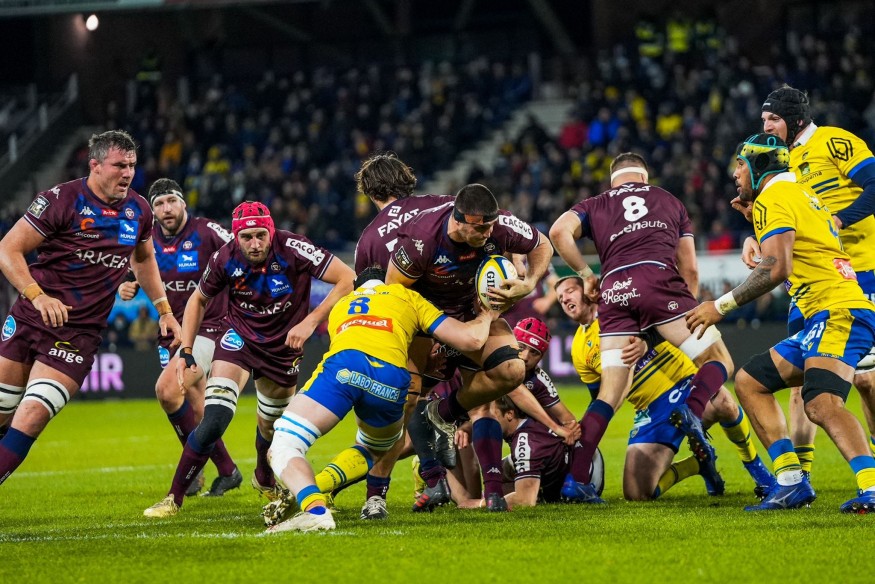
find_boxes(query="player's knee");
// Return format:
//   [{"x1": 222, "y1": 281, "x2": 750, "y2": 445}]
[
  {"x1": 154, "y1": 377, "x2": 181, "y2": 410},
  {"x1": 204, "y1": 377, "x2": 240, "y2": 414},
  {"x1": 356, "y1": 426, "x2": 403, "y2": 453},
  {"x1": 270, "y1": 412, "x2": 321, "y2": 477},
  {"x1": 0, "y1": 382, "x2": 25, "y2": 417},
  {"x1": 801, "y1": 368, "x2": 851, "y2": 424},
  {"x1": 19, "y1": 379, "x2": 70, "y2": 419},
  {"x1": 256, "y1": 389, "x2": 291, "y2": 424},
  {"x1": 623, "y1": 483, "x2": 652, "y2": 502},
  {"x1": 739, "y1": 353, "x2": 785, "y2": 395},
  {"x1": 681, "y1": 329, "x2": 734, "y2": 377},
  {"x1": 854, "y1": 371, "x2": 875, "y2": 393}
]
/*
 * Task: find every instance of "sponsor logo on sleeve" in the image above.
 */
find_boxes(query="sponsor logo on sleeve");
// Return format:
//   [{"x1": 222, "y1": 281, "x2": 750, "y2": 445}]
[
  {"x1": 177, "y1": 251, "x2": 199, "y2": 272},
  {"x1": 394, "y1": 247, "x2": 412, "y2": 270},
  {"x1": 219, "y1": 329, "x2": 245, "y2": 351},
  {"x1": 118, "y1": 220, "x2": 138, "y2": 246},
  {"x1": 27, "y1": 195, "x2": 50, "y2": 219},
  {"x1": 1, "y1": 316, "x2": 16, "y2": 341},
  {"x1": 285, "y1": 238, "x2": 326, "y2": 265},
  {"x1": 498, "y1": 214, "x2": 533, "y2": 239}
]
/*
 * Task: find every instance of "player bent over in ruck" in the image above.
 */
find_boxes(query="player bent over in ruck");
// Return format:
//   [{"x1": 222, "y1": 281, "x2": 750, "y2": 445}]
[{"x1": 265, "y1": 267, "x2": 499, "y2": 532}]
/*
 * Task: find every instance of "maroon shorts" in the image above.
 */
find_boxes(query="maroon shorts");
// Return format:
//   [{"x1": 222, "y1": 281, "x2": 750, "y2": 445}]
[
  {"x1": 0, "y1": 309, "x2": 101, "y2": 386},
  {"x1": 597, "y1": 263, "x2": 698, "y2": 336},
  {"x1": 211, "y1": 327, "x2": 301, "y2": 388}
]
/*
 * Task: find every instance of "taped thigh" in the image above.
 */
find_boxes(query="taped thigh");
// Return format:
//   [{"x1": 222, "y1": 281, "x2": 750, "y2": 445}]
[
  {"x1": 356, "y1": 426, "x2": 403, "y2": 452},
  {"x1": 678, "y1": 325, "x2": 722, "y2": 361},
  {"x1": 0, "y1": 382, "x2": 25, "y2": 415},
  {"x1": 19, "y1": 378, "x2": 70, "y2": 419},
  {"x1": 801, "y1": 367, "x2": 852, "y2": 403},
  {"x1": 271, "y1": 412, "x2": 322, "y2": 476},
  {"x1": 204, "y1": 377, "x2": 240, "y2": 413},
  {"x1": 256, "y1": 389, "x2": 291, "y2": 423},
  {"x1": 191, "y1": 335, "x2": 217, "y2": 376}
]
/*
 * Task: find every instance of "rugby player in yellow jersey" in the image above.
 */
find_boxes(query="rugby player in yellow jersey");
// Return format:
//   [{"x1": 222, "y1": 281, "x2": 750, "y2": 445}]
[
  {"x1": 264, "y1": 267, "x2": 499, "y2": 532},
  {"x1": 689, "y1": 133, "x2": 875, "y2": 512},
  {"x1": 742, "y1": 86, "x2": 875, "y2": 474},
  {"x1": 555, "y1": 276, "x2": 775, "y2": 500}
]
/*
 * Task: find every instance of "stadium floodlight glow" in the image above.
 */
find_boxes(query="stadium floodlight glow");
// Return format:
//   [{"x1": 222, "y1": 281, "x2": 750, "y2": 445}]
[{"x1": 85, "y1": 14, "x2": 99, "y2": 31}]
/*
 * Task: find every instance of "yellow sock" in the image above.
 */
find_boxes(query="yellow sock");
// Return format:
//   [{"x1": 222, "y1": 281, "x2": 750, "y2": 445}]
[
  {"x1": 315, "y1": 446, "x2": 372, "y2": 493},
  {"x1": 300, "y1": 491, "x2": 327, "y2": 512},
  {"x1": 653, "y1": 456, "x2": 700, "y2": 498},
  {"x1": 773, "y1": 450, "x2": 803, "y2": 476},
  {"x1": 794, "y1": 444, "x2": 815, "y2": 474},
  {"x1": 857, "y1": 468, "x2": 875, "y2": 492},
  {"x1": 720, "y1": 407, "x2": 757, "y2": 463}
]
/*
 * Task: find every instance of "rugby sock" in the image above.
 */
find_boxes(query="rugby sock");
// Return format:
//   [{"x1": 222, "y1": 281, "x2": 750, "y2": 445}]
[
  {"x1": 572, "y1": 399, "x2": 614, "y2": 483},
  {"x1": 437, "y1": 391, "x2": 468, "y2": 424},
  {"x1": 169, "y1": 436, "x2": 211, "y2": 506},
  {"x1": 719, "y1": 407, "x2": 757, "y2": 463},
  {"x1": 297, "y1": 484, "x2": 327, "y2": 514},
  {"x1": 168, "y1": 401, "x2": 235, "y2": 476},
  {"x1": 685, "y1": 362, "x2": 728, "y2": 419},
  {"x1": 850, "y1": 456, "x2": 875, "y2": 492},
  {"x1": 420, "y1": 463, "x2": 447, "y2": 489},
  {"x1": 0, "y1": 428, "x2": 36, "y2": 485},
  {"x1": 794, "y1": 443, "x2": 816, "y2": 474},
  {"x1": 652, "y1": 456, "x2": 700, "y2": 499},
  {"x1": 472, "y1": 417, "x2": 504, "y2": 496},
  {"x1": 366, "y1": 474, "x2": 391, "y2": 500},
  {"x1": 254, "y1": 428, "x2": 274, "y2": 487},
  {"x1": 315, "y1": 445, "x2": 373, "y2": 493},
  {"x1": 768, "y1": 439, "x2": 803, "y2": 486}
]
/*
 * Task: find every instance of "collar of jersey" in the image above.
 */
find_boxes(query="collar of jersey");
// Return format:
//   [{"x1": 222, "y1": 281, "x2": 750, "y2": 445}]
[
  {"x1": 760, "y1": 171, "x2": 798, "y2": 195},
  {"x1": 793, "y1": 122, "x2": 818, "y2": 148}
]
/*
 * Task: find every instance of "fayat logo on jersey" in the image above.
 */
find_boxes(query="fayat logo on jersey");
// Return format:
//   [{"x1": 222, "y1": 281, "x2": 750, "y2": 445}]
[
  {"x1": 220, "y1": 329, "x2": 245, "y2": 351},
  {"x1": 268, "y1": 275, "x2": 292, "y2": 297},
  {"x1": 1, "y1": 315, "x2": 16, "y2": 341},
  {"x1": 177, "y1": 252, "x2": 198, "y2": 272},
  {"x1": 118, "y1": 220, "x2": 138, "y2": 246}
]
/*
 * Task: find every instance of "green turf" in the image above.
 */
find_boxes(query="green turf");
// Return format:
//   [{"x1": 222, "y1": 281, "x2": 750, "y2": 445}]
[{"x1": 2, "y1": 386, "x2": 874, "y2": 583}]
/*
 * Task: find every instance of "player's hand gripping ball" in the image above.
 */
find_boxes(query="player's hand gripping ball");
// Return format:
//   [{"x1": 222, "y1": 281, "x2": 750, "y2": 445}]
[{"x1": 476, "y1": 255, "x2": 518, "y2": 310}]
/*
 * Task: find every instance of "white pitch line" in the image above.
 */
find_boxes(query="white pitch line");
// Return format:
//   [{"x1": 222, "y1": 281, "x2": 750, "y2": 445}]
[{"x1": 15, "y1": 458, "x2": 258, "y2": 478}]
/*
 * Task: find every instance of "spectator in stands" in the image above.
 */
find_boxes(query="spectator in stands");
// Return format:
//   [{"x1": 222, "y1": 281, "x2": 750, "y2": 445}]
[{"x1": 128, "y1": 305, "x2": 160, "y2": 352}]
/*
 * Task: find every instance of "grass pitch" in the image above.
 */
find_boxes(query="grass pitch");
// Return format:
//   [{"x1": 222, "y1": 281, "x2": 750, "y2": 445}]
[{"x1": 2, "y1": 386, "x2": 874, "y2": 583}]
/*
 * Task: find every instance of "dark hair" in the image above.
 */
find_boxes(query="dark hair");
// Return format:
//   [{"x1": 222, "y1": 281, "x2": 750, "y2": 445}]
[
  {"x1": 610, "y1": 152, "x2": 648, "y2": 174},
  {"x1": 553, "y1": 275, "x2": 584, "y2": 291},
  {"x1": 454, "y1": 183, "x2": 498, "y2": 216},
  {"x1": 496, "y1": 395, "x2": 525, "y2": 418},
  {"x1": 355, "y1": 153, "x2": 417, "y2": 203},
  {"x1": 354, "y1": 266, "x2": 387, "y2": 288},
  {"x1": 148, "y1": 178, "x2": 184, "y2": 205},
  {"x1": 88, "y1": 130, "x2": 137, "y2": 163}
]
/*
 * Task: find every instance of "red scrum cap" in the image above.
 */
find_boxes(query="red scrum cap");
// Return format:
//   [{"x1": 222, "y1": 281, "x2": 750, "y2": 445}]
[
  {"x1": 232, "y1": 201, "x2": 275, "y2": 240},
  {"x1": 513, "y1": 317, "x2": 551, "y2": 354}
]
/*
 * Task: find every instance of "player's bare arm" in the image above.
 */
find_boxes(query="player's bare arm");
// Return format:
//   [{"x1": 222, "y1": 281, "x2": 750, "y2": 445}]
[
  {"x1": 740, "y1": 235, "x2": 762, "y2": 269},
  {"x1": 175, "y1": 288, "x2": 208, "y2": 388},
  {"x1": 676, "y1": 236, "x2": 699, "y2": 298},
  {"x1": 385, "y1": 261, "x2": 418, "y2": 287},
  {"x1": 490, "y1": 232, "x2": 554, "y2": 307},
  {"x1": 131, "y1": 237, "x2": 181, "y2": 347},
  {"x1": 503, "y1": 477, "x2": 540, "y2": 508},
  {"x1": 686, "y1": 232, "x2": 792, "y2": 336},
  {"x1": 0, "y1": 217, "x2": 72, "y2": 328},
  {"x1": 508, "y1": 385, "x2": 573, "y2": 445},
  {"x1": 285, "y1": 258, "x2": 355, "y2": 351},
  {"x1": 431, "y1": 308, "x2": 497, "y2": 353}
]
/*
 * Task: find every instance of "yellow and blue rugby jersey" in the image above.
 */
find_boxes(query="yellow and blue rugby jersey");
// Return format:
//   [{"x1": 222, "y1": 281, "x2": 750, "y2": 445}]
[
  {"x1": 791, "y1": 124, "x2": 875, "y2": 271},
  {"x1": 324, "y1": 283, "x2": 447, "y2": 369},
  {"x1": 752, "y1": 173, "x2": 873, "y2": 319},
  {"x1": 571, "y1": 319, "x2": 697, "y2": 411}
]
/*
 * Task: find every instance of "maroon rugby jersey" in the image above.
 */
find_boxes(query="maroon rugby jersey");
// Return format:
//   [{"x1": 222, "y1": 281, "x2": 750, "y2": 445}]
[
  {"x1": 16, "y1": 178, "x2": 152, "y2": 328},
  {"x1": 355, "y1": 194, "x2": 455, "y2": 273},
  {"x1": 507, "y1": 418, "x2": 568, "y2": 500},
  {"x1": 198, "y1": 230, "x2": 334, "y2": 345},
  {"x1": 153, "y1": 215, "x2": 232, "y2": 348},
  {"x1": 570, "y1": 182, "x2": 693, "y2": 276},
  {"x1": 390, "y1": 203, "x2": 540, "y2": 319},
  {"x1": 523, "y1": 367, "x2": 561, "y2": 410}
]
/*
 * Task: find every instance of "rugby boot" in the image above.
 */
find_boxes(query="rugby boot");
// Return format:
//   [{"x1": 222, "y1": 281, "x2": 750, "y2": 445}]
[
  {"x1": 484, "y1": 492, "x2": 508, "y2": 512},
  {"x1": 412, "y1": 477, "x2": 452, "y2": 512},
  {"x1": 840, "y1": 490, "x2": 875, "y2": 514},
  {"x1": 425, "y1": 400, "x2": 457, "y2": 448},
  {"x1": 250, "y1": 472, "x2": 288, "y2": 502},
  {"x1": 560, "y1": 474, "x2": 605, "y2": 504},
  {"x1": 744, "y1": 456, "x2": 777, "y2": 500},
  {"x1": 267, "y1": 509, "x2": 335, "y2": 533},
  {"x1": 143, "y1": 495, "x2": 179, "y2": 518},
  {"x1": 670, "y1": 405, "x2": 717, "y2": 463},
  {"x1": 262, "y1": 491, "x2": 298, "y2": 527},
  {"x1": 696, "y1": 446, "x2": 724, "y2": 496},
  {"x1": 201, "y1": 466, "x2": 243, "y2": 497},
  {"x1": 434, "y1": 428, "x2": 457, "y2": 469},
  {"x1": 185, "y1": 468, "x2": 205, "y2": 497},
  {"x1": 745, "y1": 476, "x2": 816, "y2": 511},
  {"x1": 360, "y1": 496, "x2": 389, "y2": 520}
]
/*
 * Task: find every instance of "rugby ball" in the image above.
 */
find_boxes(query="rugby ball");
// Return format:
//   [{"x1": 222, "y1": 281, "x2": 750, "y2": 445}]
[{"x1": 476, "y1": 255, "x2": 518, "y2": 310}]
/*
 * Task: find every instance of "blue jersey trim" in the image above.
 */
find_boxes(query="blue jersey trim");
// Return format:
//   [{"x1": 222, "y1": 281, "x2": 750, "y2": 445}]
[
  {"x1": 759, "y1": 227, "x2": 794, "y2": 243},
  {"x1": 427, "y1": 314, "x2": 448, "y2": 335}
]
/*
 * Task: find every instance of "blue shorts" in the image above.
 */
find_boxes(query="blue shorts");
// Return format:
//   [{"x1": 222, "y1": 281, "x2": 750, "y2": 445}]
[
  {"x1": 775, "y1": 308, "x2": 875, "y2": 370},
  {"x1": 788, "y1": 270, "x2": 875, "y2": 336},
  {"x1": 301, "y1": 350, "x2": 410, "y2": 428},
  {"x1": 628, "y1": 377, "x2": 693, "y2": 452}
]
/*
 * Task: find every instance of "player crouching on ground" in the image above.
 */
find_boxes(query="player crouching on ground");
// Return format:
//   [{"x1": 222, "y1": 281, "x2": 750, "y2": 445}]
[{"x1": 265, "y1": 267, "x2": 500, "y2": 533}]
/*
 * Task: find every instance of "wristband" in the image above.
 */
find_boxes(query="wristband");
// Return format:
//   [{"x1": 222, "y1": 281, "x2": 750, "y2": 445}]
[
  {"x1": 153, "y1": 297, "x2": 172, "y2": 316},
  {"x1": 22, "y1": 282, "x2": 45, "y2": 302},
  {"x1": 180, "y1": 347, "x2": 197, "y2": 368},
  {"x1": 715, "y1": 292, "x2": 738, "y2": 315},
  {"x1": 576, "y1": 265, "x2": 594, "y2": 279}
]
